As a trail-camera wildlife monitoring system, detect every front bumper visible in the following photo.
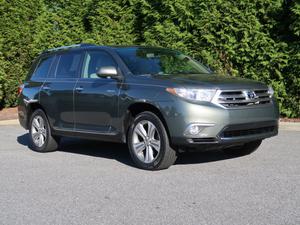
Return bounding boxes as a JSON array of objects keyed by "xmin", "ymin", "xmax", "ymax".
[
  {"xmin": 183, "ymin": 120, "xmax": 278, "ymax": 145},
  {"xmin": 160, "ymin": 98, "xmax": 279, "ymax": 148}
]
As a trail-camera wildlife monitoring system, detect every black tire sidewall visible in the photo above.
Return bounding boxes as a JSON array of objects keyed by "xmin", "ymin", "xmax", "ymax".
[
  {"xmin": 29, "ymin": 109, "xmax": 51, "ymax": 152},
  {"xmin": 128, "ymin": 112, "xmax": 169, "ymax": 170}
]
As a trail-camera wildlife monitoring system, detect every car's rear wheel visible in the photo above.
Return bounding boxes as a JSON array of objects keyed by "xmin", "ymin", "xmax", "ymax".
[
  {"xmin": 128, "ymin": 112, "xmax": 177, "ymax": 170},
  {"xmin": 29, "ymin": 109, "xmax": 59, "ymax": 152},
  {"xmin": 222, "ymin": 140, "xmax": 262, "ymax": 156}
]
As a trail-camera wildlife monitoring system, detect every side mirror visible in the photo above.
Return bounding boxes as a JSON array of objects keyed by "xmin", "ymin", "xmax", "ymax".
[{"xmin": 96, "ymin": 66, "xmax": 120, "ymax": 79}]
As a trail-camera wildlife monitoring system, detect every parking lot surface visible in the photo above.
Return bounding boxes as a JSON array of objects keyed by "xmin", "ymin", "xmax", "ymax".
[{"xmin": 0, "ymin": 125, "xmax": 299, "ymax": 225}]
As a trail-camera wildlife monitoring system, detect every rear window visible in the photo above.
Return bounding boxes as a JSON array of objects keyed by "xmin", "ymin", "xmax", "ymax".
[
  {"xmin": 31, "ymin": 56, "xmax": 54, "ymax": 80},
  {"xmin": 55, "ymin": 52, "xmax": 83, "ymax": 78}
]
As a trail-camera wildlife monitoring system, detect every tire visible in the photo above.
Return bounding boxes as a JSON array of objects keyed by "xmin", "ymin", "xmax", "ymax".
[
  {"xmin": 28, "ymin": 109, "xmax": 59, "ymax": 152},
  {"xmin": 127, "ymin": 111, "xmax": 177, "ymax": 170},
  {"xmin": 222, "ymin": 140, "xmax": 262, "ymax": 156}
]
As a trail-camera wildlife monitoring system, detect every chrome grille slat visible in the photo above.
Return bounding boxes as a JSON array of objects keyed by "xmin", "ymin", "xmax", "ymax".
[
  {"xmin": 256, "ymin": 93, "xmax": 269, "ymax": 97},
  {"xmin": 218, "ymin": 94, "xmax": 245, "ymax": 99},
  {"xmin": 258, "ymin": 97, "xmax": 270, "ymax": 100},
  {"xmin": 218, "ymin": 99, "xmax": 258, "ymax": 104},
  {"xmin": 214, "ymin": 89, "xmax": 271, "ymax": 108}
]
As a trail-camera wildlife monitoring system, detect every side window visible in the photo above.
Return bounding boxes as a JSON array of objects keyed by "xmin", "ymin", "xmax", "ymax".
[
  {"xmin": 31, "ymin": 56, "xmax": 54, "ymax": 80},
  {"xmin": 82, "ymin": 51, "xmax": 117, "ymax": 79},
  {"xmin": 47, "ymin": 55, "xmax": 59, "ymax": 78},
  {"xmin": 55, "ymin": 52, "xmax": 83, "ymax": 79}
]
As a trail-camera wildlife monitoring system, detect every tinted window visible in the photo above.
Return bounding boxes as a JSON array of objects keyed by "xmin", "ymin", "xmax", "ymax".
[
  {"xmin": 116, "ymin": 48, "xmax": 210, "ymax": 75},
  {"xmin": 56, "ymin": 52, "xmax": 83, "ymax": 78},
  {"xmin": 31, "ymin": 56, "xmax": 54, "ymax": 79},
  {"xmin": 47, "ymin": 55, "xmax": 59, "ymax": 78},
  {"xmin": 82, "ymin": 51, "xmax": 117, "ymax": 79}
]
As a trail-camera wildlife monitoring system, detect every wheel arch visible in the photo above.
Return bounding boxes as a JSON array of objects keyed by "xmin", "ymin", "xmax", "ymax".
[
  {"xmin": 123, "ymin": 102, "xmax": 171, "ymax": 143},
  {"xmin": 25, "ymin": 103, "xmax": 47, "ymax": 129}
]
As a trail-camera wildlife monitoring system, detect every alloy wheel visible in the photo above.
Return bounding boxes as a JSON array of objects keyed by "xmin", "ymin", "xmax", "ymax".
[
  {"xmin": 31, "ymin": 115, "xmax": 47, "ymax": 147},
  {"xmin": 132, "ymin": 120, "xmax": 161, "ymax": 163}
]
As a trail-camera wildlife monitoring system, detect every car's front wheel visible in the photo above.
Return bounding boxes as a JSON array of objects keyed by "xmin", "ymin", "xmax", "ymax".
[
  {"xmin": 29, "ymin": 109, "xmax": 59, "ymax": 152},
  {"xmin": 128, "ymin": 112, "xmax": 177, "ymax": 170}
]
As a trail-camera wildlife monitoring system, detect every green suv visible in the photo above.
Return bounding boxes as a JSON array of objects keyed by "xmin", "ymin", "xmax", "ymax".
[{"xmin": 18, "ymin": 44, "xmax": 279, "ymax": 170}]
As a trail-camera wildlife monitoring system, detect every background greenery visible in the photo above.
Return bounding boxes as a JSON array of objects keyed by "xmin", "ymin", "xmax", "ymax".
[{"xmin": 0, "ymin": 0, "xmax": 299, "ymax": 117}]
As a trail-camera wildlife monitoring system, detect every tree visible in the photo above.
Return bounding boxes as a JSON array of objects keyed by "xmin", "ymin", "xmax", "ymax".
[
  {"xmin": 0, "ymin": 0, "xmax": 46, "ymax": 107},
  {"xmin": 85, "ymin": 0, "xmax": 137, "ymax": 45}
]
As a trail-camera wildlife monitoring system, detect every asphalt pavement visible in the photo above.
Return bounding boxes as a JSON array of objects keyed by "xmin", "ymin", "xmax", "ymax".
[{"xmin": 0, "ymin": 124, "xmax": 299, "ymax": 225}]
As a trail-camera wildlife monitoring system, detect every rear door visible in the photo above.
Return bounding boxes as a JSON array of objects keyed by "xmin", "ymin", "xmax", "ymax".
[
  {"xmin": 74, "ymin": 50, "xmax": 120, "ymax": 133},
  {"xmin": 24, "ymin": 55, "xmax": 54, "ymax": 100},
  {"xmin": 19, "ymin": 55, "xmax": 54, "ymax": 128},
  {"xmin": 40, "ymin": 50, "xmax": 84, "ymax": 130}
]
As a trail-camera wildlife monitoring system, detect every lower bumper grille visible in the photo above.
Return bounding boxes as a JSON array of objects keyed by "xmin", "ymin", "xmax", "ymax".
[
  {"xmin": 221, "ymin": 126, "xmax": 276, "ymax": 138},
  {"xmin": 189, "ymin": 138, "xmax": 217, "ymax": 143},
  {"xmin": 219, "ymin": 121, "xmax": 278, "ymax": 138}
]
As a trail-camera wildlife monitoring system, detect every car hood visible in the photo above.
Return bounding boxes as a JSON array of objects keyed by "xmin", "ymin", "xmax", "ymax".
[{"xmin": 142, "ymin": 73, "xmax": 268, "ymax": 90}]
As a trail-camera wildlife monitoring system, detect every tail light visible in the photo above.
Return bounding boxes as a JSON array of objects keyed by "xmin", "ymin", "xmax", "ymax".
[{"xmin": 18, "ymin": 84, "xmax": 24, "ymax": 96}]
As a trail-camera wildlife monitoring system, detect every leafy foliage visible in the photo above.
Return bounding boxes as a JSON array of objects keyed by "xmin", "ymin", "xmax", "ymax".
[
  {"xmin": 85, "ymin": 0, "xmax": 136, "ymax": 45},
  {"xmin": 0, "ymin": 0, "xmax": 46, "ymax": 107},
  {"xmin": 279, "ymin": 0, "xmax": 300, "ymax": 117},
  {"xmin": 0, "ymin": 0, "xmax": 299, "ymax": 117}
]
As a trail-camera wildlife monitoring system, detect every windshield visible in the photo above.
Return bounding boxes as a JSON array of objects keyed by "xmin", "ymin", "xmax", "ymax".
[{"xmin": 116, "ymin": 47, "xmax": 211, "ymax": 75}]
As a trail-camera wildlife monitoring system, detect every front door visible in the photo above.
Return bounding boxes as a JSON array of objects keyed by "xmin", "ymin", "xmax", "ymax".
[{"xmin": 74, "ymin": 50, "xmax": 120, "ymax": 133}]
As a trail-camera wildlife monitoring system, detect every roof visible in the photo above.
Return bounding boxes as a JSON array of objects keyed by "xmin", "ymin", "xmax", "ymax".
[
  {"xmin": 41, "ymin": 44, "xmax": 174, "ymax": 55},
  {"xmin": 42, "ymin": 43, "xmax": 96, "ymax": 54}
]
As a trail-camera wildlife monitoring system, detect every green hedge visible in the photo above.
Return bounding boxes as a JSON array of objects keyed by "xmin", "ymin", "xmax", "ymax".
[{"xmin": 0, "ymin": 0, "xmax": 299, "ymax": 117}]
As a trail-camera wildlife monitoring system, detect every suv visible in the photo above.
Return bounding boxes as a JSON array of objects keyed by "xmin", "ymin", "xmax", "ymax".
[{"xmin": 18, "ymin": 44, "xmax": 279, "ymax": 170}]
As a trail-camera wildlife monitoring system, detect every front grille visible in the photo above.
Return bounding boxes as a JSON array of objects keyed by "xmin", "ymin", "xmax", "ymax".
[
  {"xmin": 221, "ymin": 126, "xmax": 276, "ymax": 138},
  {"xmin": 215, "ymin": 89, "xmax": 271, "ymax": 108}
]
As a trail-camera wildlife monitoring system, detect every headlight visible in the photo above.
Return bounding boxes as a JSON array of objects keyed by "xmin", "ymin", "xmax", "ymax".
[
  {"xmin": 268, "ymin": 86, "xmax": 274, "ymax": 97},
  {"xmin": 166, "ymin": 88, "xmax": 216, "ymax": 102}
]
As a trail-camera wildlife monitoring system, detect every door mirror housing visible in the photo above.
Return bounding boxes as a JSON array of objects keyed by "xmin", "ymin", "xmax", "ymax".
[{"xmin": 96, "ymin": 66, "xmax": 120, "ymax": 79}]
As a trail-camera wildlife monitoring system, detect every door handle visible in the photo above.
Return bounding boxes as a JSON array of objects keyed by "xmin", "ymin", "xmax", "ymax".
[
  {"xmin": 75, "ymin": 87, "xmax": 84, "ymax": 92},
  {"xmin": 42, "ymin": 86, "xmax": 51, "ymax": 91},
  {"xmin": 23, "ymin": 98, "xmax": 38, "ymax": 106}
]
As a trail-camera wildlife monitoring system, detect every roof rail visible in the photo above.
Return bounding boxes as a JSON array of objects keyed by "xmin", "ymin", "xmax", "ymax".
[{"xmin": 42, "ymin": 43, "xmax": 96, "ymax": 54}]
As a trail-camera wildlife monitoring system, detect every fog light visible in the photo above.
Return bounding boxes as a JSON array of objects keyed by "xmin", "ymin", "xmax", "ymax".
[
  {"xmin": 188, "ymin": 125, "xmax": 202, "ymax": 135},
  {"xmin": 184, "ymin": 123, "xmax": 215, "ymax": 137}
]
